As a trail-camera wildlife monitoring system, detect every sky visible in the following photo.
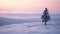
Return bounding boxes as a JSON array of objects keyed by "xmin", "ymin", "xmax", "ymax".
[{"xmin": 0, "ymin": 0, "xmax": 60, "ymax": 14}]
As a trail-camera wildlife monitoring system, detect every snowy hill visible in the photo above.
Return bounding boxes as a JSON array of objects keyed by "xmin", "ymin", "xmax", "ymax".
[{"xmin": 0, "ymin": 14, "xmax": 60, "ymax": 34}]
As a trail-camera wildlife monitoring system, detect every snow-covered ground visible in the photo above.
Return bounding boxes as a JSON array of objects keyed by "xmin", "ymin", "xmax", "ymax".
[{"xmin": 0, "ymin": 14, "xmax": 60, "ymax": 34}]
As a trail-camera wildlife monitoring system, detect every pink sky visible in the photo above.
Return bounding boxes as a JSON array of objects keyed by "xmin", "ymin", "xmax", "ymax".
[{"xmin": 0, "ymin": 0, "xmax": 60, "ymax": 14}]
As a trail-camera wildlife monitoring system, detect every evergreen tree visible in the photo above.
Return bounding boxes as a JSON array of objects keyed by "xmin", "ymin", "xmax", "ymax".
[{"xmin": 41, "ymin": 8, "xmax": 51, "ymax": 25}]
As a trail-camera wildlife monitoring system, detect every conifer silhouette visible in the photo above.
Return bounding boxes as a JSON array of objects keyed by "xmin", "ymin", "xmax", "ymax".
[{"xmin": 41, "ymin": 8, "xmax": 51, "ymax": 25}]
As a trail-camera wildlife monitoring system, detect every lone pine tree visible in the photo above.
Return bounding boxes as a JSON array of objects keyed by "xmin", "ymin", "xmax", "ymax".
[{"xmin": 41, "ymin": 8, "xmax": 51, "ymax": 25}]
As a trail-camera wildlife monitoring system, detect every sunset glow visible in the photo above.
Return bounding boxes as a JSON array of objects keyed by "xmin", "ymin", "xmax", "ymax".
[{"xmin": 0, "ymin": 0, "xmax": 60, "ymax": 14}]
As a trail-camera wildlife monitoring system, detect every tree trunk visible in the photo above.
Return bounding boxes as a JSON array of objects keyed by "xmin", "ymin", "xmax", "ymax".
[{"xmin": 45, "ymin": 22, "xmax": 47, "ymax": 25}]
